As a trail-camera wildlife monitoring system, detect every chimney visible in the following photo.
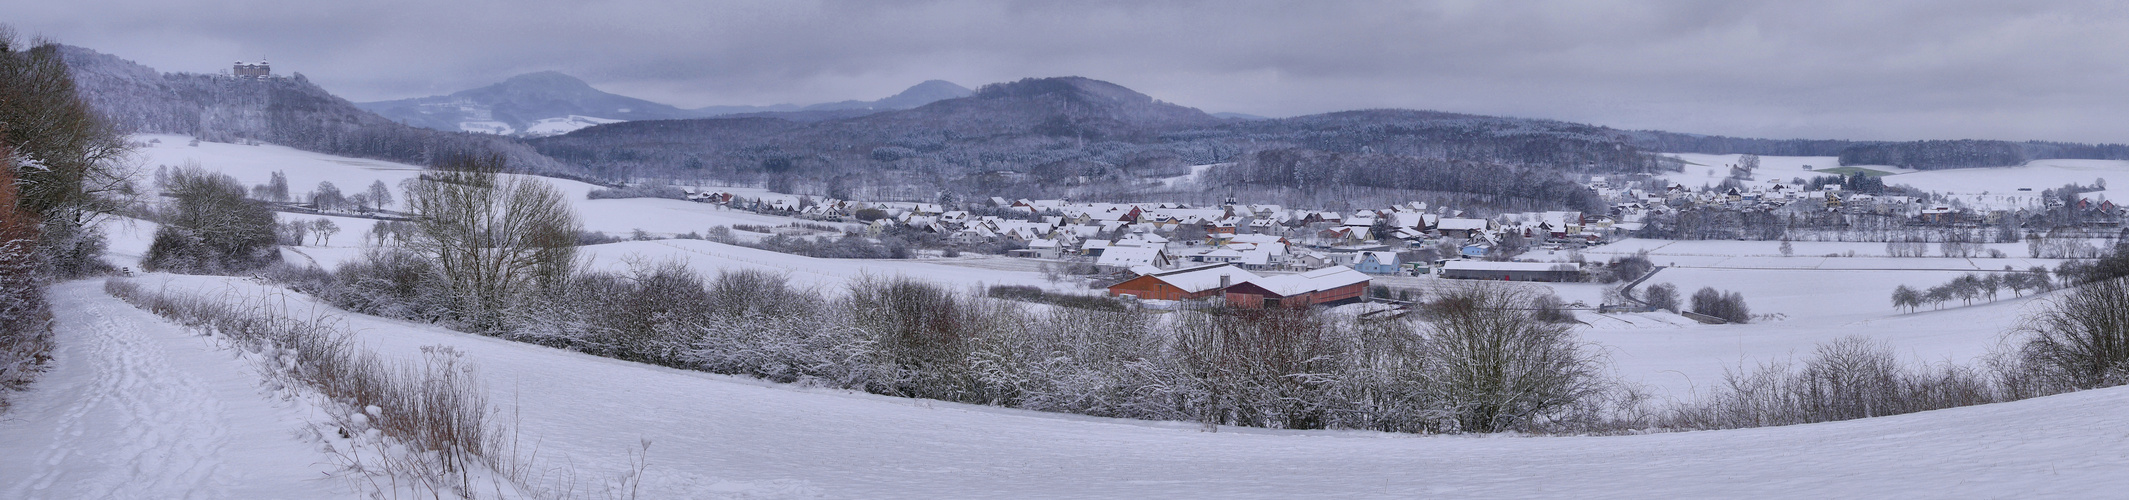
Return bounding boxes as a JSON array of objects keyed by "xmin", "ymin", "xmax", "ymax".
[{"xmin": 1219, "ymin": 274, "xmax": 1231, "ymax": 289}]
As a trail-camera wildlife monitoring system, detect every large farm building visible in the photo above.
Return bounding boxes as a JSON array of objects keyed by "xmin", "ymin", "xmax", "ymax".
[
  {"xmin": 1438, "ymin": 260, "xmax": 1583, "ymax": 282},
  {"xmin": 1104, "ymin": 263, "xmax": 1370, "ymax": 308}
]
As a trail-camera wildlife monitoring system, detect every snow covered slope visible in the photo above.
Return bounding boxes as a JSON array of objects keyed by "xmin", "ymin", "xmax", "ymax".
[
  {"xmin": 522, "ymin": 115, "xmax": 623, "ymax": 137},
  {"xmin": 110, "ymin": 274, "xmax": 2129, "ymax": 498},
  {"xmin": 577, "ymin": 239, "xmax": 1056, "ymax": 291},
  {"xmin": 1663, "ymin": 153, "xmax": 2129, "ymax": 209},
  {"xmin": 0, "ymin": 282, "xmax": 346, "ymax": 499}
]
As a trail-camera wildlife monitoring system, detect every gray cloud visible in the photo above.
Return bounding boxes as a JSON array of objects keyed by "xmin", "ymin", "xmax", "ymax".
[{"xmin": 12, "ymin": 0, "xmax": 2129, "ymax": 143}]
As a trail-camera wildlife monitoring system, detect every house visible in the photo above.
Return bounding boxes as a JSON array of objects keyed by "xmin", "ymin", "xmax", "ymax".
[
  {"xmin": 1352, "ymin": 251, "xmax": 1401, "ymax": 275},
  {"xmin": 1437, "ymin": 218, "xmax": 1491, "ymax": 238},
  {"xmin": 1096, "ymin": 246, "xmax": 1172, "ymax": 269},
  {"xmin": 1009, "ymin": 239, "xmax": 1063, "ymax": 259},
  {"xmin": 1223, "ymin": 266, "xmax": 1371, "ymax": 309},
  {"xmin": 1080, "ymin": 239, "xmax": 1112, "ymax": 256},
  {"xmin": 1106, "ymin": 263, "xmax": 1262, "ymax": 301},
  {"xmin": 1437, "ymin": 260, "xmax": 1582, "ymax": 282}
]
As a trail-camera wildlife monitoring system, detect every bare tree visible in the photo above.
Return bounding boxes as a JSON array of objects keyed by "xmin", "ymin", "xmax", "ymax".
[
  {"xmin": 405, "ymin": 154, "xmax": 580, "ymax": 331},
  {"xmin": 311, "ymin": 181, "xmax": 345, "ymax": 211},
  {"xmin": 366, "ymin": 179, "xmax": 394, "ymax": 211}
]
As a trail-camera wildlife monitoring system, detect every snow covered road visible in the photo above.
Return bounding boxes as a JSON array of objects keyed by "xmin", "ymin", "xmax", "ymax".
[{"xmin": 0, "ymin": 281, "xmax": 344, "ymax": 499}]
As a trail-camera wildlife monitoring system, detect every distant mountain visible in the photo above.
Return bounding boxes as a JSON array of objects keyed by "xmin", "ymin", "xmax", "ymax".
[
  {"xmin": 56, "ymin": 46, "xmax": 577, "ymax": 176},
  {"xmin": 684, "ymin": 80, "xmax": 974, "ymax": 117},
  {"xmin": 531, "ymin": 76, "xmax": 1656, "ymax": 210},
  {"xmin": 356, "ymin": 71, "xmax": 696, "ymax": 137},
  {"xmin": 1212, "ymin": 112, "xmax": 1270, "ymax": 121},
  {"xmin": 358, "ymin": 74, "xmax": 972, "ymax": 137},
  {"xmin": 796, "ymin": 80, "xmax": 973, "ymax": 112}
]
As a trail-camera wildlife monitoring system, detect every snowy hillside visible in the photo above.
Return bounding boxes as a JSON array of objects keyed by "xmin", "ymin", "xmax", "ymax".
[
  {"xmin": 1666, "ymin": 152, "xmax": 2129, "ymax": 210},
  {"xmin": 9, "ymin": 275, "xmax": 2126, "ymax": 498},
  {"xmin": 522, "ymin": 115, "xmax": 624, "ymax": 137},
  {"xmin": 10, "ymin": 134, "xmax": 2122, "ymax": 497}
]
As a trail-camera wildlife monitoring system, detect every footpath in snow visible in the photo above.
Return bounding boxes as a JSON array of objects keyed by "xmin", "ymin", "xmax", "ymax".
[{"xmin": 0, "ymin": 281, "xmax": 344, "ymax": 499}]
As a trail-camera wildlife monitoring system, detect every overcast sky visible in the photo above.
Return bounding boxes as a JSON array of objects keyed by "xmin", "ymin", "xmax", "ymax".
[{"xmin": 12, "ymin": 0, "xmax": 2129, "ymax": 143}]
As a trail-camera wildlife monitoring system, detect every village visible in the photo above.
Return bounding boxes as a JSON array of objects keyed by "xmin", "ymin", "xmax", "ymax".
[{"xmin": 654, "ymin": 161, "xmax": 2129, "ymax": 312}]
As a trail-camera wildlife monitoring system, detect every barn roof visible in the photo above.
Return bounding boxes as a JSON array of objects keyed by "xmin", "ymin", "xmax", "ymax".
[
  {"xmin": 1134, "ymin": 263, "xmax": 1263, "ymax": 294},
  {"xmin": 1440, "ymin": 260, "xmax": 1581, "ymax": 272},
  {"xmin": 1238, "ymin": 266, "xmax": 1370, "ymax": 297},
  {"xmin": 1438, "ymin": 218, "xmax": 1489, "ymax": 231}
]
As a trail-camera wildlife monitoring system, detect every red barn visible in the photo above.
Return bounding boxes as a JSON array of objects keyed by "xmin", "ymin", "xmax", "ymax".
[
  {"xmin": 1106, "ymin": 263, "xmax": 1262, "ymax": 302},
  {"xmin": 1223, "ymin": 266, "xmax": 1370, "ymax": 309}
]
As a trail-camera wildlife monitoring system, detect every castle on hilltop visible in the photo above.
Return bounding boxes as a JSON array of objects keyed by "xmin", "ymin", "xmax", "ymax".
[{"xmin": 233, "ymin": 60, "xmax": 271, "ymax": 79}]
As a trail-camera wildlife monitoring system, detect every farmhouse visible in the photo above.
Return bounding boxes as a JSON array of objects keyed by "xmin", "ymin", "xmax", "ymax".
[
  {"xmin": 1437, "ymin": 260, "xmax": 1583, "ymax": 282},
  {"xmin": 1107, "ymin": 263, "xmax": 1263, "ymax": 301},
  {"xmin": 1223, "ymin": 266, "xmax": 1370, "ymax": 309}
]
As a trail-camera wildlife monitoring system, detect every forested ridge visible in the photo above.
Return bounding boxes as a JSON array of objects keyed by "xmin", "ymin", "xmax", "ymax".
[
  {"xmin": 57, "ymin": 46, "xmax": 579, "ymax": 177},
  {"xmin": 531, "ymin": 77, "xmax": 1666, "ymax": 210},
  {"xmin": 1627, "ymin": 129, "xmax": 2129, "ymax": 170}
]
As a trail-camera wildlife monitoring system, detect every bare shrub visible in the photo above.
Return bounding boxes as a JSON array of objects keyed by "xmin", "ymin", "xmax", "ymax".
[
  {"xmin": 1662, "ymin": 335, "xmax": 2001, "ymax": 430},
  {"xmin": 1531, "ymin": 293, "xmax": 1576, "ymax": 323},
  {"xmin": 2011, "ymin": 276, "xmax": 2129, "ymax": 390},
  {"xmin": 142, "ymin": 165, "xmax": 280, "ymax": 274},
  {"xmin": 846, "ymin": 276, "xmax": 992, "ymax": 402},
  {"xmin": 1415, "ymin": 283, "xmax": 1603, "ymax": 433},
  {"xmin": 1175, "ymin": 307, "xmax": 1340, "ymax": 429},
  {"xmin": 0, "ymin": 153, "xmax": 50, "ymax": 411}
]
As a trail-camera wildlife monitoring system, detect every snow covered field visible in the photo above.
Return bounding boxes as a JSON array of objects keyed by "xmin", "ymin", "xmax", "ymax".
[
  {"xmin": 1576, "ymin": 238, "xmax": 2059, "ymax": 269},
  {"xmin": 18, "ymin": 136, "xmax": 2122, "ymax": 497},
  {"xmin": 129, "ymin": 134, "xmax": 852, "ymax": 241},
  {"xmin": 1663, "ymin": 153, "xmax": 2129, "ymax": 210},
  {"xmin": 47, "ymin": 274, "xmax": 2124, "ymax": 499},
  {"xmin": 575, "ymin": 239, "xmax": 1061, "ymax": 292},
  {"xmin": 1661, "ymin": 153, "xmax": 1885, "ymax": 189}
]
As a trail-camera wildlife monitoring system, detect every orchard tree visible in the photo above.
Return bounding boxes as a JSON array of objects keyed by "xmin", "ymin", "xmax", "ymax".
[
  {"xmin": 1892, "ymin": 285, "xmax": 1921, "ymax": 313},
  {"xmin": 310, "ymin": 218, "xmax": 339, "ymax": 246}
]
